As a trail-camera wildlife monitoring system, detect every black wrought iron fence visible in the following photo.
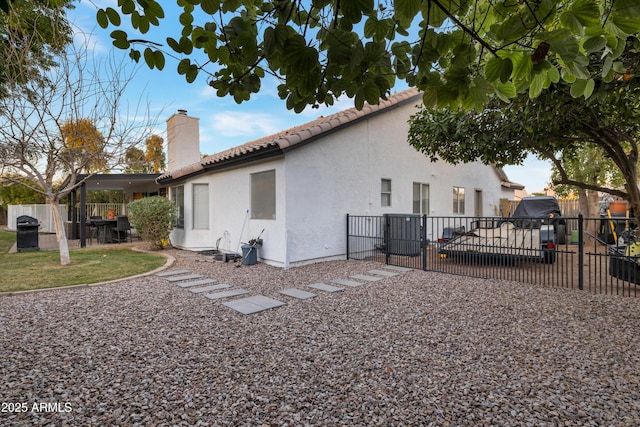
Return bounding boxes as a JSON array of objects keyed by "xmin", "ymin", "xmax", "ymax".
[{"xmin": 346, "ymin": 214, "xmax": 640, "ymax": 297}]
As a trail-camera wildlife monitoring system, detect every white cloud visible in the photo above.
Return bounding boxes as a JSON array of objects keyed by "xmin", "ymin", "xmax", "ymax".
[{"xmin": 207, "ymin": 111, "xmax": 282, "ymax": 138}]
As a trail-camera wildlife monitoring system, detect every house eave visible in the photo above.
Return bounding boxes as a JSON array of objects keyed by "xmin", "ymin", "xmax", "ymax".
[{"xmin": 156, "ymin": 145, "xmax": 283, "ymax": 185}]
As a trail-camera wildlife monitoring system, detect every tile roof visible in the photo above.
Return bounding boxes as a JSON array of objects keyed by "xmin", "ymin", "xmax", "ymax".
[
  {"xmin": 157, "ymin": 87, "xmax": 523, "ymax": 190},
  {"xmin": 157, "ymin": 88, "xmax": 422, "ymax": 182}
]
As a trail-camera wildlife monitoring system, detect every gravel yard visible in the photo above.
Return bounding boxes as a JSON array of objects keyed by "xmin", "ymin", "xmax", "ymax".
[{"xmin": 2, "ymin": 249, "xmax": 640, "ymax": 426}]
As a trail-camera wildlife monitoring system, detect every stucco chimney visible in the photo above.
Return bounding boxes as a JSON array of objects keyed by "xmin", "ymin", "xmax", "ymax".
[{"xmin": 166, "ymin": 110, "xmax": 201, "ymax": 171}]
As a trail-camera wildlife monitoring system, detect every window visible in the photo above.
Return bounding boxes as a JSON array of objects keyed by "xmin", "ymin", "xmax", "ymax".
[
  {"xmin": 474, "ymin": 189, "xmax": 483, "ymax": 217},
  {"xmin": 413, "ymin": 183, "xmax": 430, "ymax": 215},
  {"xmin": 251, "ymin": 170, "xmax": 276, "ymax": 219},
  {"xmin": 453, "ymin": 186, "xmax": 465, "ymax": 214},
  {"xmin": 173, "ymin": 185, "xmax": 184, "ymax": 228},
  {"xmin": 193, "ymin": 183, "xmax": 209, "ymax": 229},
  {"xmin": 381, "ymin": 179, "xmax": 392, "ymax": 207}
]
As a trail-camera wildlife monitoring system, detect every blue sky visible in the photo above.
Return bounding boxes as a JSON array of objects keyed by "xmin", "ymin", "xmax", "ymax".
[{"xmin": 70, "ymin": 1, "xmax": 551, "ymax": 193}]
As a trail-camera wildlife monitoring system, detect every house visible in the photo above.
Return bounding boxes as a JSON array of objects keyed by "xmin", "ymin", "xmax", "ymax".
[{"xmin": 157, "ymin": 88, "xmax": 523, "ymax": 268}]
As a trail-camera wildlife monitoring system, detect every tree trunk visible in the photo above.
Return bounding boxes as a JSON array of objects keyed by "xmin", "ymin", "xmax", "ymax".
[
  {"xmin": 577, "ymin": 188, "xmax": 598, "ymax": 237},
  {"xmin": 49, "ymin": 198, "xmax": 71, "ymax": 266}
]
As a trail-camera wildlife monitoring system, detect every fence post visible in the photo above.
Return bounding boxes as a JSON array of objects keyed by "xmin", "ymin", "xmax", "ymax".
[
  {"xmin": 346, "ymin": 214, "xmax": 350, "ymax": 260},
  {"xmin": 422, "ymin": 214, "xmax": 427, "ymax": 271},
  {"xmin": 385, "ymin": 214, "xmax": 390, "ymax": 266},
  {"xmin": 578, "ymin": 214, "xmax": 584, "ymax": 291}
]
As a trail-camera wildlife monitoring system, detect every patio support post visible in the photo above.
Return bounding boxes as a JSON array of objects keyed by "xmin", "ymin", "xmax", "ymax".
[
  {"xmin": 578, "ymin": 214, "xmax": 584, "ymax": 291},
  {"xmin": 70, "ymin": 188, "xmax": 78, "ymax": 239},
  {"xmin": 79, "ymin": 183, "xmax": 87, "ymax": 248}
]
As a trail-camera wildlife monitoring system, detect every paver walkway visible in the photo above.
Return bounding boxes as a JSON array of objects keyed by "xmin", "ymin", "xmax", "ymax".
[{"xmin": 155, "ymin": 264, "xmax": 413, "ymax": 315}]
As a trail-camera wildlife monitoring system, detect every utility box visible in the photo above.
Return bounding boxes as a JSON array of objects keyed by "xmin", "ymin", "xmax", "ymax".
[
  {"xmin": 384, "ymin": 214, "xmax": 421, "ymax": 256},
  {"xmin": 16, "ymin": 215, "xmax": 40, "ymax": 252}
]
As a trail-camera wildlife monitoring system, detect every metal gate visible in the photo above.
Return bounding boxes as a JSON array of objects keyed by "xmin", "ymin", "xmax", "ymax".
[{"xmin": 347, "ymin": 214, "xmax": 640, "ymax": 297}]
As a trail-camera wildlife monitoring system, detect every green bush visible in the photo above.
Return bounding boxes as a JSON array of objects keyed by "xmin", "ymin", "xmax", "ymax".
[{"xmin": 127, "ymin": 196, "xmax": 176, "ymax": 250}]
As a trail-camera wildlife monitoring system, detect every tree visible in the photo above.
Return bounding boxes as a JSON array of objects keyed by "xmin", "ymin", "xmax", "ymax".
[
  {"xmin": 96, "ymin": 1, "xmax": 640, "ymax": 111},
  {"xmin": 123, "ymin": 135, "xmax": 165, "ymax": 173},
  {"xmin": 0, "ymin": 33, "xmax": 157, "ymax": 265},
  {"xmin": 550, "ymin": 143, "xmax": 626, "ymax": 219},
  {"xmin": 124, "ymin": 146, "xmax": 147, "ymax": 173},
  {"xmin": 61, "ymin": 118, "xmax": 108, "ymax": 173},
  {"xmin": 0, "ymin": 0, "xmax": 73, "ymax": 96},
  {"xmin": 145, "ymin": 134, "xmax": 165, "ymax": 173},
  {"xmin": 407, "ymin": 44, "xmax": 640, "ymax": 226}
]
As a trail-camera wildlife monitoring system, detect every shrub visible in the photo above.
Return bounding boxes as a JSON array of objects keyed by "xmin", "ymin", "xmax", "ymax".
[{"xmin": 127, "ymin": 196, "xmax": 176, "ymax": 250}]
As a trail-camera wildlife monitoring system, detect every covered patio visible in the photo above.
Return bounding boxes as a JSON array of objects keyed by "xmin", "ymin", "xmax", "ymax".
[{"xmin": 63, "ymin": 174, "xmax": 164, "ymax": 247}]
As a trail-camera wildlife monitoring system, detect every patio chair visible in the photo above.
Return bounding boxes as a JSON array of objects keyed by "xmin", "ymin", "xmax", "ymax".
[
  {"xmin": 87, "ymin": 215, "xmax": 102, "ymax": 245},
  {"xmin": 112, "ymin": 215, "xmax": 132, "ymax": 243}
]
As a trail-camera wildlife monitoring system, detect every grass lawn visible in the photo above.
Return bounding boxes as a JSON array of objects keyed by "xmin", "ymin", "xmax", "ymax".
[{"xmin": 0, "ymin": 230, "xmax": 167, "ymax": 293}]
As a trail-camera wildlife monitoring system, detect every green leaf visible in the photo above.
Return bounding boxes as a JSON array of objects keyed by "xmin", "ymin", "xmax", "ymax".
[
  {"xmin": 570, "ymin": 0, "xmax": 601, "ymax": 27},
  {"xmin": 143, "ymin": 48, "xmax": 155, "ymax": 69},
  {"xmin": 582, "ymin": 35, "xmax": 606, "ymax": 53},
  {"xmin": 341, "ymin": 0, "xmax": 373, "ymax": 22},
  {"xmin": 485, "ymin": 57, "xmax": 513, "ymax": 83},
  {"xmin": 364, "ymin": 16, "xmax": 392, "ymax": 42},
  {"xmin": 106, "ymin": 7, "xmax": 121, "ymax": 26},
  {"xmin": 559, "ymin": 11, "xmax": 583, "ymax": 35},
  {"xmin": 154, "ymin": 50, "xmax": 165, "ymax": 70},
  {"xmin": 96, "ymin": 9, "xmax": 108, "ymax": 29},
  {"xmin": 185, "ymin": 66, "xmax": 198, "ymax": 83},
  {"xmin": 201, "ymin": 0, "xmax": 219, "ymax": 14},
  {"xmin": 542, "ymin": 29, "xmax": 580, "ymax": 60},
  {"xmin": 120, "ymin": 0, "xmax": 135, "ymax": 15},
  {"xmin": 495, "ymin": 82, "xmax": 516, "ymax": 101},
  {"xmin": 129, "ymin": 49, "xmax": 141, "ymax": 63},
  {"xmin": 167, "ymin": 37, "xmax": 181, "ymax": 53},
  {"xmin": 613, "ymin": 0, "xmax": 640, "ymax": 17},
  {"xmin": 395, "ymin": 0, "xmax": 421, "ymax": 21},
  {"xmin": 495, "ymin": 16, "xmax": 527, "ymax": 43},
  {"xmin": 611, "ymin": 16, "xmax": 640, "ymax": 34},
  {"xmin": 529, "ymin": 72, "xmax": 545, "ymax": 98},
  {"xmin": 177, "ymin": 59, "xmax": 191, "ymax": 75},
  {"xmin": 570, "ymin": 79, "xmax": 587, "ymax": 98},
  {"xmin": 583, "ymin": 78, "xmax": 595, "ymax": 99},
  {"xmin": 110, "ymin": 30, "xmax": 130, "ymax": 49}
]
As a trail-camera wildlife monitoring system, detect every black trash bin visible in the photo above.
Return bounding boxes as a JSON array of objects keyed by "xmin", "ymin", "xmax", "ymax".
[
  {"xmin": 16, "ymin": 215, "xmax": 40, "ymax": 252},
  {"xmin": 241, "ymin": 244, "xmax": 258, "ymax": 265}
]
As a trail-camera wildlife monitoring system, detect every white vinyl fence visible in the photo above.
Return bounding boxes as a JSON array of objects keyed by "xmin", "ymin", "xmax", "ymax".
[{"xmin": 7, "ymin": 204, "xmax": 68, "ymax": 233}]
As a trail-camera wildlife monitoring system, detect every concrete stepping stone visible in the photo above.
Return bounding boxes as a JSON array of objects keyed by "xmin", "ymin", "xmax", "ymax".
[
  {"xmin": 368, "ymin": 269, "xmax": 400, "ymax": 277},
  {"xmin": 383, "ymin": 265, "xmax": 413, "ymax": 272},
  {"xmin": 176, "ymin": 278, "xmax": 216, "ymax": 288},
  {"xmin": 166, "ymin": 274, "xmax": 202, "ymax": 282},
  {"xmin": 190, "ymin": 284, "xmax": 231, "ymax": 293},
  {"xmin": 156, "ymin": 269, "xmax": 191, "ymax": 277},
  {"xmin": 279, "ymin": 288, "xmax": 316, "ymax": 300},
  {"xmin": 204, "ymin": 288, "xmax": 249, "ymax": 300},
  {"xmin": 349, "ymin": 274, "xmax": 383, "ymax": 282},
  {"xmin": 223, "ymin": 295, "xmax": 286, "ymax": 315},
  {"xmin": 331, "ymin": 278, "xmax": 364, "ymax": 287},
  {"xmin": 308, "ymin": 283, "xmax": 343, "ymax": 293}
]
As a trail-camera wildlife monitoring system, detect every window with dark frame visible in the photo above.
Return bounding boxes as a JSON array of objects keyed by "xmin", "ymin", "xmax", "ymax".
[
  {"xmin": 173, "ymin": 185, "xmax": 184, "ymax": 228},
  {"xmin": 381, "ymin": 178, "xmax": 392, "ymax": 207},
  {"xmin": 251, "ymin": 170, "xmax": 276, "ymax": 220},
  {"xmin": 453, "ymin": 186, "xmax": 465, "ymax": 214},
  {"xmin": 193, "ymin": 183, "xmax": 209, "ymax": 229},
  {"xmin": 413, "ymin": 183, "xmax": 430, "ymax": 215}
]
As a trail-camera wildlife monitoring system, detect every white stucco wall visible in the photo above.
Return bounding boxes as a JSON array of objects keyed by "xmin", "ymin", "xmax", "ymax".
[
  {"xmin": 168, "ymin": 158, "xmax": 289, "ymax": 267},
  {"xmin": 168, "ymin": 100, "xmax": 516, "ymax": 268},
  {"xmin": 282, "ymin": 101, "xmax": 512, "ymax": 266}
]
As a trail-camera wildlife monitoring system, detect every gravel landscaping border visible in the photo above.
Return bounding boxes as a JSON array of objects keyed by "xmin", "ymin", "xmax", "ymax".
[{"xmin": 2, "ymin": 249, "xmax": 640, "ymax": 426}]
